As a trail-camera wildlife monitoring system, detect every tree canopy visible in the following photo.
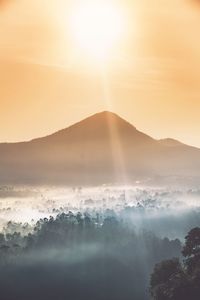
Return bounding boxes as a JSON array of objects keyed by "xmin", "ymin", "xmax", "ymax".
[{"xmin": 150, "ymin": 227, "xmax": 200, "ymax": 300}]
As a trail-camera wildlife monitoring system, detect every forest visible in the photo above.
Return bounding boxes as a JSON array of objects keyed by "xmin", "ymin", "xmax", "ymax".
[
  {"xmin": 0, "ymin": 187, "xmax": 199, "ymax": 299},
  {"xmin": 0, "ymin": 211, "xmax": 182, "ymax": 300}
]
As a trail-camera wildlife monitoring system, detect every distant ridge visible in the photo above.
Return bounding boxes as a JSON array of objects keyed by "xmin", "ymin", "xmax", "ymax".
[
  {"xmin": 159, "ymin": 138, "xmax": 185, "ymax": 147},
  {"xmin": 0, "ymin": 111, "xmax": 200, "ymax": 185}
]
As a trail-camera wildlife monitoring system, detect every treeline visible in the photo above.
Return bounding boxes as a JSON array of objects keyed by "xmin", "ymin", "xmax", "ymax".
[
  {"xmin": 150, "ymin": 227, "xmax": 200, "ymax": 300},
  {"xmin": 0, "ymin": 212, "xmax": 181, "ymax": 300}
]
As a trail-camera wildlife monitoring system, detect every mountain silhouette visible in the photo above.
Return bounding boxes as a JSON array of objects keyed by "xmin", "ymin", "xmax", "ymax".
[{"xmin": 0, "ymin": 111, "xmax": 200, "ymax": 185}]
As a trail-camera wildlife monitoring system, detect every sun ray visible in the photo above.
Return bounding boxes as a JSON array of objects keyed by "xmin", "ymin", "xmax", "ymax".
[{"xmin": 100, "ymin": 66, "xmax": 129, "ymax": 185}]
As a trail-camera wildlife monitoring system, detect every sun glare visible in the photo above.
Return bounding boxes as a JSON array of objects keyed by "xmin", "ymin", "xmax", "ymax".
[{"xmin": 70, "ymin": 1, "xmax": 125, "ymax": 61}]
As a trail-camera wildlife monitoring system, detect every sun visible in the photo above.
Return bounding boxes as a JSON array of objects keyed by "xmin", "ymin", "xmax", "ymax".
[{"xmin": 70, "ymin": 1, "xmax": 125, "ymax": 61}]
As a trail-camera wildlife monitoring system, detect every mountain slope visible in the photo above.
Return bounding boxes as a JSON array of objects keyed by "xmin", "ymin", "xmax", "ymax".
[{"xmin": 0, "ymin": 111, "xmax": 200, "ymax": 185}]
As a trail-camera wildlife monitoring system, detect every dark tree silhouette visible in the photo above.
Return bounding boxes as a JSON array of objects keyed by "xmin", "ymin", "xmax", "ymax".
[
  {"xmin": 150, "ymin": 227, "xmax": 200, "ymax": 300},
  {"xmin": 182, "ymin": 227, "xmax": 200, "ymax": 274}
]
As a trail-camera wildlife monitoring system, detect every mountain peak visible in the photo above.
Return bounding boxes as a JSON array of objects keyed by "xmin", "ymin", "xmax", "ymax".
[
  {"xmin": 0, "ymin": 111, "xmax": 200, "ymax": 185},
  {"xmin": 35, "ymin": 110, "xmax": 154, "ymax": 146},
  {"xmin": 81, "ymin": 111, "xmax": 137, "ymax": 130},
  {"xmin": 87, "ymin": 110, "xmax": 129, "ymax": 120},
  {"xmin": 95, "ymin": 110, "xmax": 117, "ymax": 116}
]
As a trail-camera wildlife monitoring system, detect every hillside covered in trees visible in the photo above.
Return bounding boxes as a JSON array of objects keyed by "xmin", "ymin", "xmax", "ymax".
[{"xmin": 0, "ymin": 212, "xmax": 182, "ymax": 300}]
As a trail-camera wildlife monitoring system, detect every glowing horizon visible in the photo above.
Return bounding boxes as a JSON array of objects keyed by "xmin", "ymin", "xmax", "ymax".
[{"xmin": 0, "ymin": 0, "xmax": 200, "ymax": 148}]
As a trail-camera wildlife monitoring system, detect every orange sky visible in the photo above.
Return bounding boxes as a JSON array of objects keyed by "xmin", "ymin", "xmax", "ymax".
[{"xmin": 0, "ymin": 0, "xmax": 200, "ymax": 147}]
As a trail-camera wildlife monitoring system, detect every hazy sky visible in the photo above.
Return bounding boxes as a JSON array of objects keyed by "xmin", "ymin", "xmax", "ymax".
[{"xmin": 0, "ymin": 0, "xmax": 200, "ymax": 146}]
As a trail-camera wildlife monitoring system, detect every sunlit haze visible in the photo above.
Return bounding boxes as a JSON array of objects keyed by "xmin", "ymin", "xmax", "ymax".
[
  {"xmin": 1, "ymin": 2, "xmax": 200, "ymax": 298},
  {"xmin": 0, "ymin": 0, "xmax": 200, "ymax": 147},
  {"xmin": 69, "ymin": 1, "xmax": 125, "ymax": 61}
]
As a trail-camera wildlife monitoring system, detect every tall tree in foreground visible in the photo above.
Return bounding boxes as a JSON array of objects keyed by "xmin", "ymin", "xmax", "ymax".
[{"xmin": 150, "ymin": 227, "xmax": 200, "ymax": 300}]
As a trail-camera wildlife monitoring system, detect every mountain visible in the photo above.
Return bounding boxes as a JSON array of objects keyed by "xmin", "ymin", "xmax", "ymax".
[
  {"xmin": 158, "ymin": 138, "xmax": 185, "ymax": 147},
  {"xmin": 0, "ymin": 111, "xmax": 200, "ymax": 185}
]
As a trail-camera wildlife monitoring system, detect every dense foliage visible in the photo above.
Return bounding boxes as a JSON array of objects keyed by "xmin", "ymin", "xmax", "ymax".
[
  {"xmin": 0, "ymin": 212, "xmax": 181, "ymax": 300},
  {"xmin": 150, "ymin": 227, "xmax": 200, "ymax": 300}
]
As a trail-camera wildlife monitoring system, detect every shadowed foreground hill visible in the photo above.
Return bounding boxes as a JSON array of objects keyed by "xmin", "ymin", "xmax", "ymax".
[{"xmin": 0, "ymin": 111, "xmax": 200, "ymax": 185}]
